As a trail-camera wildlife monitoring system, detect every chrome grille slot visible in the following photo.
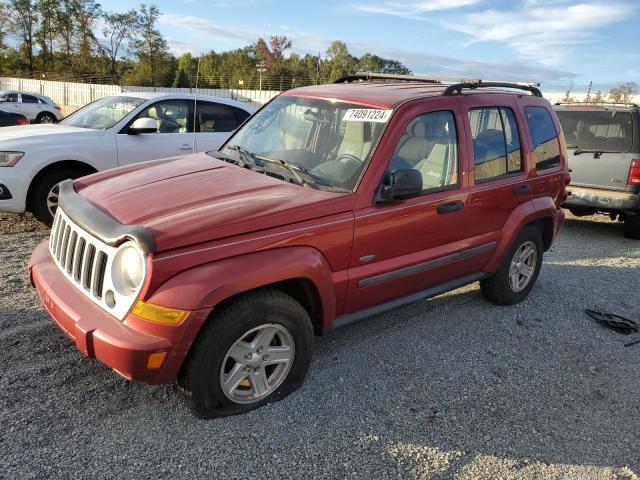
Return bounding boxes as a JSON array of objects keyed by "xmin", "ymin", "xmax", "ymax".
[
  {"xmin": 65, "ymin": 231, "xmax": 78, "ymax": 274},
  {"xmin": 93, "ymin": 251, "xmax": 108, "ymax": 299},
  {"xmin": 82, "ymin": 244, "xmax": 96, "ymax": 290},
  {"xmin": 48, "ymin": 207, "xmax": 147, "ymax": 321},
  {"xmin": 73, "ymin": 238, "xmax": 86, "ymax": 282}
]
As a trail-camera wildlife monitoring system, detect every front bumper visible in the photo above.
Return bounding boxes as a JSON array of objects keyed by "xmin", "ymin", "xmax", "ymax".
[
  {"xmin": 564, "ymin": 186, "xmax": 640, "ymax": 211},
  {"xmin": 0, "ymin": 165, "xmax": 29, "ymax": 213},
  {"xmin": 29, "ymin": 241, "xmax": 176, "ymax": 383}
]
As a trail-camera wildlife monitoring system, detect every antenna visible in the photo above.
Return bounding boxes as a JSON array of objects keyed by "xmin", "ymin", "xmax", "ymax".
[{"xmin": 192, "ymin": 54, "xmax": 202, "ymax": 154}]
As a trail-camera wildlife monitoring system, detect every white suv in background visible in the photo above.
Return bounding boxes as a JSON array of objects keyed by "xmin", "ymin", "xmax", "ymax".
[
  {"xmin": 0, "ymin": 92, "xmax": 256, "ymax": 224},
  {"xmin": 0, "ymin": 91, "xmax": 64, "ymax": 124}
]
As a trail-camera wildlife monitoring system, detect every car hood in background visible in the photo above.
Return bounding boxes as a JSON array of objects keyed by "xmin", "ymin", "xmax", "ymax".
[
  {"xmin": 0, "ymin": 124, "xmax": 99, "ymax": 142},
  {"xmin": 74, "ymin": 153, "xmax": 354, "ymax": 252}
]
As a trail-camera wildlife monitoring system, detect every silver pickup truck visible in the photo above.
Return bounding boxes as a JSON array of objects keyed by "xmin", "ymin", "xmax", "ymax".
[{"xmin": 554, "ymin": 102, "xmax": 640, "ymax": 239}]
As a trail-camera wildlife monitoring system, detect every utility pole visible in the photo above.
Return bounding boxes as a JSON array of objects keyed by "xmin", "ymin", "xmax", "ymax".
[
  {"xmin": 257, "ymin": 62, "xmax": 267, "ymax": 90},
  {"xmin": 586, "ymin": 81, "xmax": 593, "ymax": 102}
]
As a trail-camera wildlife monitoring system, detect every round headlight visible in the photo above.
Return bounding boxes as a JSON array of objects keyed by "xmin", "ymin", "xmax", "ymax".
[{"xmin": 112, "ymin": 244, "xmax": 144, "ymax": 295}]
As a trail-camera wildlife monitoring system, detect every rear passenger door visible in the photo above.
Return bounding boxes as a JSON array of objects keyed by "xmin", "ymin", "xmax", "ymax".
[
  {"xmin": 463, "ymin": 98, "xmax": 532, "ymax": 258},
  {"xmin": 0, "ymin": 93, "xmax": 21, "ymax": 115},
  {"xmin": 194, "ymin": 101, "xmax": 250, "ymax": 152},
  {"xmin": 345, "ymin": 100, "xmax": 474, "ymax": 314}
]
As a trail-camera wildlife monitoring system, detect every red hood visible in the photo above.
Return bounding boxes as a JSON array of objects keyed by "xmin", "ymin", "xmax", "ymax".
[{"xmin": 74, "ymin": 153, "xmax": 354, "ymax": 252}]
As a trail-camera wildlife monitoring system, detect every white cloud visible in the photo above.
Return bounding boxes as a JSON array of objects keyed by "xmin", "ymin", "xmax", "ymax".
[
  {"xmin": 157, "ymin": 14, "xmax": 576, "ymax": 89},
  {"xmin": 159, "ymin": 14, "xmax": 257, "ymax": 46},
  {"xmin": 352, "ymin": 0, "xmax": 482, "ymax": 18},
  {"xmin": 445, "ymin": 2, "xmax": 635, "ymax": 65}
]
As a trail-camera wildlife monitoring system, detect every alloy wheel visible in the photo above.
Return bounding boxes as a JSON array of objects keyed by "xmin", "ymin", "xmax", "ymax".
[
  {"xmin": 220, "ymin": 323, "xmax": 295, "ymax": 404},
  {"xmin": 46, "ymin": 183, "xmax": 60, "ymax": 218},
  {"xmin": 508, "ymin": 240, "xmax": 538, "ymax": 292}
]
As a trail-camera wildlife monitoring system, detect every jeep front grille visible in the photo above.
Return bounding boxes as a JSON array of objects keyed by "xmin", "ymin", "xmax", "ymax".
[
  {"xmin": 50, "ymin": 212, "xmax": 109, "ymax": 300},
  {"xmin": 48, "ymin": 208, "xmax": 145, "ymax": 320}
]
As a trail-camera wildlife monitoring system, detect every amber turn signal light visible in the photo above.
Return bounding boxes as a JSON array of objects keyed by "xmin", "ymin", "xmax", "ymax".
[
  {"xmin": 132, "ymin": 300, "xmax": 189, "ymax": 325},
  {"xmin": 147, "ymin": 351, "xmax": 168, "ymax": 369}
]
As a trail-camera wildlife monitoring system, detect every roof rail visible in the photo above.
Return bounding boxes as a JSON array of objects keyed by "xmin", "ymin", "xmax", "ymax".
[
  {"xmin": 334, "ymin": 72, "xmax": 542, "ymax": 97},
  {"xmin": 443, "ymin": 81, "xmax": 542, "ymax": 97},
  {"xmin": 553, "ymin": 101, "xmax": 638, "ymax": 108},
  {"xmin": 334, "ymin": 72, "xmax": 445, "ymax": 84}
]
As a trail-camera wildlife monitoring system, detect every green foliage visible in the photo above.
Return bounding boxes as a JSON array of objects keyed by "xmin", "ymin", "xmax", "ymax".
[
  {"xmin": 0, "ymin": 1, "xmax": 413, "ymax": 88},
  {"xmin": 609, "ymin": 82, "xmax": 638, "ymax": 103}
]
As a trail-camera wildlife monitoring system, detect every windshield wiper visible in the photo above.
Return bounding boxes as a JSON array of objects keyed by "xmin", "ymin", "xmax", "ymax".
[
  {"xmin": 225, "ymin": 144, "xmax": 258, "ymax": 168},
  {"xmin": 253, "ymin": 155, "xmax": 317, "ymax": 188}
]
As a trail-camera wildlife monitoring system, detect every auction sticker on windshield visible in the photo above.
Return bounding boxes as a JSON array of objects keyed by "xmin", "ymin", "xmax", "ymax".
[{"xmin": 343, "ymin": 109, "xmax": 392, "ymax": 123}]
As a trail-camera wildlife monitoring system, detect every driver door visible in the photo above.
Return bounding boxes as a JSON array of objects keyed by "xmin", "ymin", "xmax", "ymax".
[
  {"xmin": 115, "ymin": 99, "xmax": 194, "ymax": 166},
  {"xmin": 345, "ymin": 101, "xmax": 478, "ymax": 314}
]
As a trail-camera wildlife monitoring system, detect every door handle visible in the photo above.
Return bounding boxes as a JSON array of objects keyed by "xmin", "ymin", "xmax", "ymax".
[
  {"xmin": 513, "ymin": 184, "xmax": 532, "ymax": 195},
  {"xmin": 179, "ymin": 144, "xmax": 193, "ymax": 151},
  {"xmin": 437, "ymin": 200, "xmax": 464, "ymax": 214}
]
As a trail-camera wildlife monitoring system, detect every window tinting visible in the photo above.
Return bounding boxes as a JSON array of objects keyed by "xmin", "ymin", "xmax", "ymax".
[
  {"xmin": 22, "ymin": 94, "xmax": 39, "ymax": 103},
  {"xmin": 524, "ymin": 106, "xmax": 561, "ymax": 170},
  {"xmin": 196, "ymin": 102, "xmax": 243, "ymax": 132},
  {"xmin": 556, "ymin": 110, "xmax": 633, "ymax": 152},
  {"xmin": 469, "ymin": 107, "xmax": 523, "ymax": 181},
  {"xmin": 388, "ymin": 111, "xmax": 458, "ymax": 192},
  {"xmin": 3, "ymin": 93, "xmax": 18, "ymax": 102}
]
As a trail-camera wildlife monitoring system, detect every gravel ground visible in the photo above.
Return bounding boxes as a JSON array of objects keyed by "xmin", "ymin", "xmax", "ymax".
[{"xmin": 1, "ymin": 211, "xmax": 639, "ymax": 480}]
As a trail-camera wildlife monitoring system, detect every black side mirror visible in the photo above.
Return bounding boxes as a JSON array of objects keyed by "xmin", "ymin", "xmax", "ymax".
[{"xmin": 376, "ymin": 169, "xmax": 423, "ymax": 203}]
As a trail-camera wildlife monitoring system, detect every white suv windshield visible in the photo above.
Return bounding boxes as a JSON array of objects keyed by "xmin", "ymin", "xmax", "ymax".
[
  {"xmin": 219, "ymin": 96, "xmax": 389, "ymax": 191},
  {"xmin": 61, "ymin": 96, "xmax": 146, "ymax": 129}
]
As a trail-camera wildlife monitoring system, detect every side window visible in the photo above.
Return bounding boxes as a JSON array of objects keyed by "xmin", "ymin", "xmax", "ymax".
[
  {"xmin": 524, "ymin": 106, "xmax": 561, "ymax": 170},
  {"xmin": 22, "ymin": 94, "xmax": 39, "ymax": 104},
  {"xmin": 232, "ymin": 106, "xmax": 250, "ymax": 123},
  {"xmin": 195, "ymin": 102, "xmax": 242, "ymax": 132},
  {"xmin": 135, "ymin": 100, "xmax": 191, "ymax": 134},
  {"xmin": 469, "ymin": 107, "xmax": 523, "ymax": 182},
  {"xmin": 3, "ymin": 93, "xmax": 19, "ymax": 103},
  {"xmin": 388, "ymin": 110, "xmax": 458, "ymax": 192}
]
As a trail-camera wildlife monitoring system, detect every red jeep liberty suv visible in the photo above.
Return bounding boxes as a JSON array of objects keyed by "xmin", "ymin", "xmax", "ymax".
[{"xmin": 29, "ymin": 74, "xmax": 569, "ymax": 417}]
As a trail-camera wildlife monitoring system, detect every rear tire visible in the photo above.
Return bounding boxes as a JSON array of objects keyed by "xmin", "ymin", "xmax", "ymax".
[
  {"xmin": 178, "ymin": 289, "xmax": 314, "ymax": 418},
  {"xmin": 623, "ymin": 215, "xmax": 640, "ymax": 239},
  {"xmin": 480, "ymin": 225, "xmax": 544, "ymax": 305},
  {"xmin": 36, "ymin": 112, "xmax": 56, "ymax": 124},
  {"xmin": 29, "ymin": 168, "xmax": 83, "ymax": 226}
]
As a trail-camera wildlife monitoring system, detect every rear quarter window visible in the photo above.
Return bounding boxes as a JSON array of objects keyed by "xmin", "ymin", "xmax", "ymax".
[{"xmin": 524, "ymin": 106, "xmax": 561, "ymax": 171}]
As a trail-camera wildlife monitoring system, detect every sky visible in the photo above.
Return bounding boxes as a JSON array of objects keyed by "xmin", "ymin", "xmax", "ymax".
[{"xmin": 102, "ymin": 0, "xmax": 640, "ymax": 93}]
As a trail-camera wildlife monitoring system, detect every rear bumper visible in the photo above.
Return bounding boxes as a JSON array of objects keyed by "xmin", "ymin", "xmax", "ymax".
[
  {"xmin": 564, "ymin": 186, "xmax": 640, "ymax": 211},
  {"xmin": 29, "ymin": 241, "xmax": 177, "ymax": 383}
]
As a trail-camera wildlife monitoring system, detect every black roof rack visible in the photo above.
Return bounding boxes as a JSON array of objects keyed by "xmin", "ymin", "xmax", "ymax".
[
  {"xmin": 554, "ymin": 101, "xmax": 638, "ymax": 108},
  {"xmin": 443, "ymin": 81, "xmax": 542, "ymax": 97},
  {"xmin": 334, "ymin": 72, "xmax": 542, "ymax": 97}
]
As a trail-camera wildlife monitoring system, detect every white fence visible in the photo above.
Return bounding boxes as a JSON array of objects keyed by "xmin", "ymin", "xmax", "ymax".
[{"xmin": 0, "ymin": 77, "xmax": 281, "ymax": 111}]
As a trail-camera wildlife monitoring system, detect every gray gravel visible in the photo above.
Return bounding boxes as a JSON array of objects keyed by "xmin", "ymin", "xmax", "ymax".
[{"xmin": 1, "ymin": 211, "xmax": 639, "ymax": 480}]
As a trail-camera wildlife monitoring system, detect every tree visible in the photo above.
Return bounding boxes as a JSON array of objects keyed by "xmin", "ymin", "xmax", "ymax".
[
  {"xmin": 356, "ymin": 53, "xmax": 411, "ymax": 75},
  {"xmin": 561, "ymin": 90, "xmax": 576, "ymax": 103},
  {"xmin": 172, "ymin": 53, "xmax": 197, "ymax": 88},
  {"xmin": 609, "ymin": 82, "xmax": 638, "ymax": 103},
  {"xmin": 325, "ymin": 40, "xmax": 357, "ymax": 81},
  {"xmin": 7, "ymin": 0, "xmax": 39, "ymax": 72},
  {"xmin": 35, "ymin": 0, "xmax": 61, "ymax": 72},
  {"xmin": 255, "ymin": 35, "xmax": 292, "ymax": 73},
  {"xmin": 129, "ymin": 4, "xmax": 171, "ymax": 86},
  {"xmin": 592, "ymin": 90, "xmax": 604, "ymax": 103},
  {"xmin": 101, "ymin": 9, "xmax": 138, "ymax": 76},
  {"xmin": 72, "ymin": 0, "xmax": 102, "ymax": 76}
]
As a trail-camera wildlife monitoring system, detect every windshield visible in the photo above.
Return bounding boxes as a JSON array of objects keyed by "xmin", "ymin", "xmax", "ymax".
[
  {"xmin": 61, "ymin": 96, "xmax": 146, "ymax": 129},
  {"xmin": 556, "ymin": 110, "xmax": 634, "ymax": 152},
  {"xmin": 217, "ymin": 96, "xmax": 390, "ymax": 191}
]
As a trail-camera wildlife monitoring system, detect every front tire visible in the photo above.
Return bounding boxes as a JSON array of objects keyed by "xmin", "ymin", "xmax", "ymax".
[
  {"xmin": 178, "ymin": 289, "xmax": 314, "ymax": 418},
  {"xmin": 623, "ymin": 215, "xmax": 640, "ymax": 239},
  {"xmin": 36, "ymin": 112, "xmax": 56, "ymax": 124},
  {"xmin": 29, "ymin": 168, "xmax": 82, "ymax": 226},
  {"xmin": 480, "ymin": 225, "xmax": 544, "ymax": 305}
]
